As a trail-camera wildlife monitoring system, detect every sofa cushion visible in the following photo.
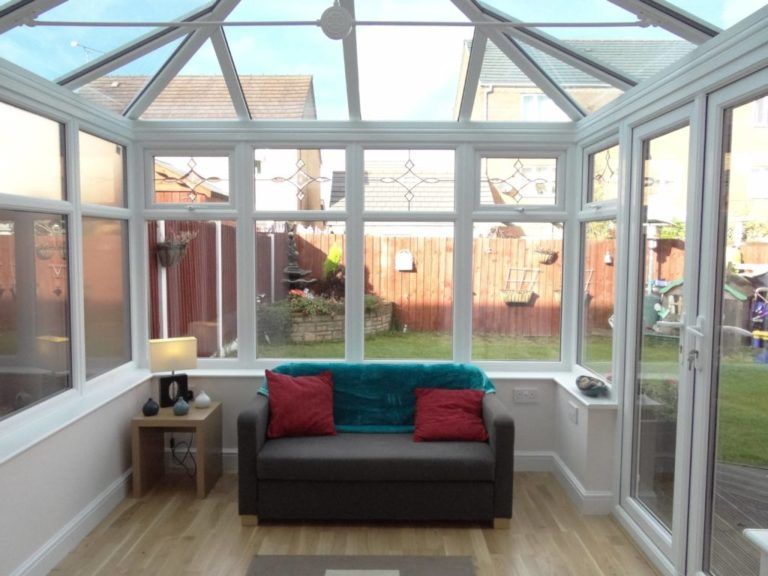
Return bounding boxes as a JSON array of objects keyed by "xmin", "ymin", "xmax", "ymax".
[
  {"xmin": 413, "ymin": 388, "xmax": 488, "ymax": 442},
  {"xmin": 265, "ymin": 370, "xmax": 336, "ymax": 438},
  {"xmin": 259, "ymin": 363, "xmax": 496, "ymax": 433},
  {"xmin": 257, "ymin": 433, "xmax": 494, "ymax": 482}
]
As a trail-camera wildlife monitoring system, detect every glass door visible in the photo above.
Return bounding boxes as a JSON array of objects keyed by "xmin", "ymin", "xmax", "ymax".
[
  {"xmin": 622, "ymin": 103, "xmax": 702, "ymax": 569},
  {"xmin": 687, "ymin": 76, "xmax": 768, "ymax": 576}
]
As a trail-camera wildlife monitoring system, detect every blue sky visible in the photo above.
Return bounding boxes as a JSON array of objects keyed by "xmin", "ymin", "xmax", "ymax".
[{"xmin": 0, "ymin": 0, "xmax": 765, "ymax": 120}]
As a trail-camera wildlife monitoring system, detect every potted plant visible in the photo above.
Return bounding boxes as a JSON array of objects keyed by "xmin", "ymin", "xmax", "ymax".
[
  {"xmin": 534, "ymin": 247, "xmax": 558, "ymax": 265},
  {"xmin": 156, "ymin": 231, "xmax": 197, "ymax": 267}
]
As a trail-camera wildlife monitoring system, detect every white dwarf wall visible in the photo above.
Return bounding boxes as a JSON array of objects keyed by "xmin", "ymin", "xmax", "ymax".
[{"xmin": 0, "ymin": 381, "xmax": 150, "ymax": 576}]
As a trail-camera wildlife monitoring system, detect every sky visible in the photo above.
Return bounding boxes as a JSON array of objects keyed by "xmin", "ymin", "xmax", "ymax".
[{"xmin": 0, "ymin": 0, "xmax": 765, "ymax": 120}]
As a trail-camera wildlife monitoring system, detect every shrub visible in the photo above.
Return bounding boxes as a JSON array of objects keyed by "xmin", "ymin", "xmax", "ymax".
[{"xmin": 257, "ymin": 301, "xmax": 292, "ymax": 343}]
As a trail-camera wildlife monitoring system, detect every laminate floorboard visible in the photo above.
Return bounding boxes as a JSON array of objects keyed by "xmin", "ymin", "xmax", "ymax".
[{"xmin": 50, "ymin": 472, "xmax": 659, "ymax": 576}]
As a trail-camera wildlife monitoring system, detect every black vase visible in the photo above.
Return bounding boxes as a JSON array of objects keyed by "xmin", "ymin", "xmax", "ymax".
[{"xmin": 142, "ymin": 397, "xmax": 160, "ymax": 416}]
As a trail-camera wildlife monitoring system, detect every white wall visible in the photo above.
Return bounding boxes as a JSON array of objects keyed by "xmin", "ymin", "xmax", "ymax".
[{"xmin": 0, "ymin": 381, "xmax": 150, "ymax": 576}]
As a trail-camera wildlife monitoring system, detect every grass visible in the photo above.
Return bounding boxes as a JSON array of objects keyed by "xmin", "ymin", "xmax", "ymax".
[{"xmin": 258, "ymin": 331, "xmax": 562, "ymax": 361}]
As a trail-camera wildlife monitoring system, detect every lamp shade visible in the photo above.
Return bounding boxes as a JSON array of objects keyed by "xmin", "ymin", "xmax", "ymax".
[{"xmin": 149, "ymin": 337, "xmax": 198, "ymax": 373}]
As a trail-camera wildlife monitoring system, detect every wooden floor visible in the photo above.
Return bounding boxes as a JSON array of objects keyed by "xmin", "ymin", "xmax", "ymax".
[{"xmin": 51, "ymin": 472, "xmax": 658, "ymax": 576}]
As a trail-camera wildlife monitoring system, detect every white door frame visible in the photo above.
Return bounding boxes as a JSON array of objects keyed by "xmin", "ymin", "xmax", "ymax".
[
  {"xmin": 620, "ymin": 100, "xmax": 706, "ymax": 573},
  {"xmin": 686, "ymin": 67, "xmax": 768, "ymax": 576}
]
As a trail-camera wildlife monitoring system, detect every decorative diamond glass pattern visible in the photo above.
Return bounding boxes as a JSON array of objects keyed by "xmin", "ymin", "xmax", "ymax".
[
  {"xmin": 481, "ymin": 157, "xmax": 557, "ymax": 205},
  {"xmin": 364, "ymin": 150, "xmax": 455, "ymax": 212},
  {"xmin": 254, "ymin": 149, "xmax": 344, "ymax": 212}
]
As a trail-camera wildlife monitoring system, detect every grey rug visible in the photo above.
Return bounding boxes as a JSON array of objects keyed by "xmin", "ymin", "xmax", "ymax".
[{"xmin": 247, "ymin": 555, "xmax": 475, "ymax": 576}]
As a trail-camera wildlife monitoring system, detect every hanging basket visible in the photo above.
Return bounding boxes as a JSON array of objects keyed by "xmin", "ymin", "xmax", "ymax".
[
  {"xmin": 500, "ymin": 289, "xmax": 534, "ymax": 305},
  {"xmin": 156, "ymin": 242, "xmax": 187, "ymax": 267},
  {"xmin": 534, "ymin": 248, "xmax": 558, "ymax": 265}
]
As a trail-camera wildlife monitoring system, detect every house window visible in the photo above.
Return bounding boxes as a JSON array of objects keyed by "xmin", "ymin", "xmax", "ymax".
[
  {"xmin": 480, "ymin": 156, "xmax": 558, "ymax": 206},
  {"xmin": 80, "ymin": 132, "xmax": 125, "ymax": 207},
  {"xmin": 588, "ymin": 144, "xmax": 620, "ymax": 203},
  {"xmin": 152, "ymin": 156, "xmax": 230, "ymax": 205},
  {"xmin": 754, "ymin": 95, "xmax": 768, "ymax": 127},
  {"xmin": 254, "ymin": 148, "xmax": 344, "ymax": 212},
  {"xmin": 83, "ymin": 218, "xmax": 131, "ymax": 379},
  {"xmin": 148, "ymin": 220, "xmax": 237, "ymax": 358},
  {"xmin": 472, "ymin": 222, "xmax": 563, "ymax": 361},
  {"xmin": 0, "ymin": 210, "xmax": 71, "ymax": 419},
  {"xmin": 578, "ymin": 220, "xmax": 616, "ymax": 380},
  {"xmin": 0, "ymin": 101, "xmax": 64, "ymax": 201},
  {"xmin": 255, "ymin": 220, "xmax": 346, "ymax": 359},
  {"xmin": 520, "ymin": 93, "xmax": 569, "ymax": 122}
]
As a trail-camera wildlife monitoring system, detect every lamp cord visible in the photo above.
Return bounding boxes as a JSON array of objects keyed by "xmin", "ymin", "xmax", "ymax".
[{"xmin": 170, "ymin": 434, "xmax": 197, "ymax": 478}]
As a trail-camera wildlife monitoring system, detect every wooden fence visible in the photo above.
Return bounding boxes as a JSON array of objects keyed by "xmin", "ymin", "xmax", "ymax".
[{"xmin": 142, "ymin": 229, "xmax": 768, "ymax": 344}]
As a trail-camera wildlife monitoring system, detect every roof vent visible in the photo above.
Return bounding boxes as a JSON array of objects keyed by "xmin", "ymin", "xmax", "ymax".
[
  {"xmin": 320, "ymin": 4, "xmax": 353, "ymax": 40},
  {"xmin": 110, "ymin": 80, "xmax": 120, "ymax": 88}
]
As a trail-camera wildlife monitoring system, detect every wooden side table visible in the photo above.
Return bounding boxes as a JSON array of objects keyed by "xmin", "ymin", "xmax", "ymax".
[{"xmin": 131, "ymin": 401, "xmax": 222, "ymax": 498}]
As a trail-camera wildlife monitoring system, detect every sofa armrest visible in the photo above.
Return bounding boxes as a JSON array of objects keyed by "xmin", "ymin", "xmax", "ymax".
[
  {"xmin": 483, "ymin": 393, "xmax": 515, "ymax": 519},
  {"xmin": 237, "ymin": 394, "xmax": 269, "ymax": 516}
]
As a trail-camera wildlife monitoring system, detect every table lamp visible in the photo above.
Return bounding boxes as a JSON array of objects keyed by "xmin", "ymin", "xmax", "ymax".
[{"xmin": 149, "ymin": 337, "xmax": 198, "ymax": 407}]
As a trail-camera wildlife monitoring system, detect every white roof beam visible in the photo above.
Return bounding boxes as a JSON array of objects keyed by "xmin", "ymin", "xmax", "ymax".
[
  {"xmin": 465, "ymin": 0, "xmax": 637, "ymax": 90},
  {"xmin": 211, "ymin": 27, "xmax": 250, "ymax": 120},
  {"xmin": 458, "ymin": 30, "xmax": 487, "ymax": 121},
  {"xmin": 124, "ymin": 0, "xmax": 242, "ymax": 120},
  {"xmin": 0, "ymin": 0, "xmax": 64, "ymax": 34},
  {"xmin": 450, "ymin": 0, "xmax": 585, "ymax": 120},
  {"xmin": 57, "ymin": 2, "xmax": 218, "ymax": 89},
  {"xmin": 340, "ymin": 0, "xmax": 361, "ymax": 121},
  {"xmin": 608, "ymin": 0, "xmax": 719, "ymax": 44}
]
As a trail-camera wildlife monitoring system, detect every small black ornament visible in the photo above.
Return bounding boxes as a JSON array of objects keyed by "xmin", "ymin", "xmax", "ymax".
[{"xmin": 142, "ymin": 397, "xmax": 160, "ymax": 416}]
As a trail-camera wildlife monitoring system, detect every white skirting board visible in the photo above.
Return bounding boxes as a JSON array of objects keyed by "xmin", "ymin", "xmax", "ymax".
[
  {"xmin": 10, "ymin": 470, "xmax": 131, "ymax": 576},
  {"xmin": 515, "ymin": 450, "xmax": 615, "ymax": 515}
]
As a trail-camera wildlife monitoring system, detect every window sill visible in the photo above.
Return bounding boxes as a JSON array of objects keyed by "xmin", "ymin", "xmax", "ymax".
[
  {"xmin": 183, "ymin": 367, "xmax": 618, "ymax": 410},
  {"xmin": 0, "ymin": 368, "xmax": 152, "ymax": 466}
]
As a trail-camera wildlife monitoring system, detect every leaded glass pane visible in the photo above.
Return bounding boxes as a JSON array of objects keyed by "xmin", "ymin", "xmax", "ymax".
[
  {"xmin": 480, "ymin": 157, "xmax": 557, "ymax": 206},
  {"xmin": 153, "ymin": 156, "xmax": 230, "ymax": 204},
  {"xmin": 363, "ymin": 150, "xmax": 455, "ymax": 212},
  {"xmin": 254, "ymin": 149, "xmax": 344, "ymax": 212}
]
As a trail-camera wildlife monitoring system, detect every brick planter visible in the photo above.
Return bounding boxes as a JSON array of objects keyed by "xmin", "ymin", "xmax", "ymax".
[{"xmin": 289, "ymin": 302, "xmax": 393, "ymax": 343}]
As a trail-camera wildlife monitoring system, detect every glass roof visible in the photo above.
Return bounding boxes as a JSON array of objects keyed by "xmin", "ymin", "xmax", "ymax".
[
  {"xmin": 358, "ymin": 26, "xmax": 472, "ymax": 121},
  {"xmin": 75, "ymin": 38, "xmax": 185, "ymax": 116},
  {"xmin": 0, "ymin": 0, "xmax": 765, "ymax": 123}
]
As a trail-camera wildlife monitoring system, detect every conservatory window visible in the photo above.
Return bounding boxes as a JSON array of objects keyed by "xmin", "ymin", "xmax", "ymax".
[
  {"xmin": 82, "ymin": 218, "xmax": 131, "ymax": 379},
  {"xmin": 0, "ymin": 211, "xmax": 71, "ymax": 419},
  {"xmin": 587, "ymin": 144, "xmax": 620, "ymax": 204},
  {"xmin": 479, "ymin": 156, "xmax": 558, "ymax": 207},
  {"xmin": 148, "ymin": 220, "xmax": 237, "ymax": 359},
  {"xmin": 472, "ymin": 222, "xmax": 563, "ymax": 361},
  {"xmin": 255, "ymin": 220, "xmax": 346, "ymax": 359},
  {"xmin": 0, "ymin": 102, "xmax": 64, "ymax": 201},
  {"xmin": 578, "ymin": 220, "xmax": 616, "ymax": 380},
  {"xmin": 79, "ymin": 132, "xmax": 125, "ymax": 207},
  {"xmin": 152, "ymin": 156, "xmax": 230, "ymax": 205},
  {"xmin": 254, "ymin": 149, "xmax": 344, "ymax": 212}
]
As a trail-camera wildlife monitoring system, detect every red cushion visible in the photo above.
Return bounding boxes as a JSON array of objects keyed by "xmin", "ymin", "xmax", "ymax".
[
  {"xmin": 413, "ymin": 388, "xmax": 488, "ymax": 442},
  {"xmin": 266, "ymin": 370, "xmax": 336, "ymax": 438}
]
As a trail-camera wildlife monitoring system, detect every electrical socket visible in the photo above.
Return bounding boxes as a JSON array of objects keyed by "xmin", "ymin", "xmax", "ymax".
[{"xmin": 512, "ymin": 388, "xmax": 539, "ymax": 403}]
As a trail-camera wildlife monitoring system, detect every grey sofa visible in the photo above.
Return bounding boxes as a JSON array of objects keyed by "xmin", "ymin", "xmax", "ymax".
[{"xmin": 238, "ymin": 363, "xmax": 515, "ymax": 526}]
